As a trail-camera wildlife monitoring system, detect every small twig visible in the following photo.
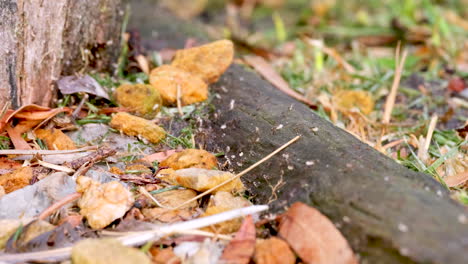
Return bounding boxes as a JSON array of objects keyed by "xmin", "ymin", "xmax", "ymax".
[
  {"xmin": 0, "ymin": 146, "xmax": 97, "ymax": 155},
  {"xmin": 37, "ymin": 160, "xmax": 75, "ymax": 173},
  {"xmin": 72, "ymin": 93, "xmax": 89, "ymax": 118},
  {"xmin": 383, "ymin": 43, "xmax": 408, "ymax": 124},
  {"xmin": 423, "ymin": 114, "xmax": 438, "ymax": 152},
  {"xmin": 176, "ymin": 84, "xmax": 184, "ymax": 117},
  {"xmin": 64, "ymin": 146, "xmax": 116, "ymax": 170},
  {"xmin": 38, "ymin": 192, "xmax": 82, "ymax": 220},
  {"xmin": 173, "ymin": 136, "xmax": 301, "ymax": 210},
  {"xmin": 139, "ymin": 186, "xmax": 173, "ymax": 209}
]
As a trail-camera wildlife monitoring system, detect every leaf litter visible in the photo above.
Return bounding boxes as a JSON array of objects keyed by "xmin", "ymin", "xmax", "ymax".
[{"xmin": 0, "ymin": 38, "xmax": 356, "ymax": 264}]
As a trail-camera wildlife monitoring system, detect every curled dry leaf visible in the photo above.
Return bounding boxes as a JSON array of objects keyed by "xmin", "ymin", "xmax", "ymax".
[
  {"xmin": 114, "ymin": 83, "xmax": 162, "ymax": 118},
  {"xmin": 72, "ymin": 239, "xmax": 152, "ymax": 264},
  {"xmin": 254, "ymin": 237, "xmax": 296, "ymax": 264},
  {"xmin": 149, "ymin": 65, "xmax": 208, "ymax": 106},
  {"xmin": 140, "ymin": 149, "xmax": 179, "ymax": 163},
  {"xmin": 444, "ymin": 172, "xmax": 468, "ymax": 187},
  {"xmin": 220, "ymin": 215, "xmax": 256, "ymax": 264},
  {"xmin": 57, "ymin": 75, "xmax": 110, "ymax": 100},
  {"xmin": 162, "ymin": 168, "xmax": 245, "ymax": 193},
  {"xmin": 76, "ymin": 176, "xmax": 134, "ymax": 229},
  {"xmin": 110, "ymin": 112, "xmax": 166, "ymax": 144},
  {"xmin": 142, "ymin": 189, "xmax": 198, "ymax": 223},
  {"xmin": 0, "ymin": 166, "xmax": 33, "ymax": 194},
  {"xmin": 171, "ymin": 39, "xmax": 234, "ymax": 84},
  {"xmin": 279, "ymin": 202, "xmax": 357, "ymax": 264},
  {"xmin": 35, "ymin": 129, "xmax": 76, "ymax": 150},
  {"xmin": 160, "ymin": 149, "xmax": 218, "ymax": 170},
  {"xmin": 201, "ymin": 191, "xmax": 252, "ymax": 234}
]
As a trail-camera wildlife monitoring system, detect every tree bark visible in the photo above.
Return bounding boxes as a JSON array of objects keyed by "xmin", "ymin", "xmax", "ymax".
[
  {"xmin": 0, "ymin": 0, "xmax": 123, "ymax": 108},
  {"xmin": 129, "ymin": 2, "xmax": 468, "ymax": 264}
]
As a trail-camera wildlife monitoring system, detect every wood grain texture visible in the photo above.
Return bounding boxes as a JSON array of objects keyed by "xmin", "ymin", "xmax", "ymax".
[{"xmin": 0, "ymin": 0, "xmax": 123, "ymax": 107}]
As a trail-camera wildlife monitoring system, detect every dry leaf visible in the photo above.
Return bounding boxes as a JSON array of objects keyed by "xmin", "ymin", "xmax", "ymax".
[
  {"xmin": 57, "ymin": 75, "xmax": 110, "ymax": 100},
  {"xmin": 5, "ymin": 124, "xmax": 31, "ymax": 150},
  {"xmin": 110, "ymin": 112, "xmax": 166, "ymax": 144},
  {"xmin": 333, "ymin": 90, "xmax": 374, "ymax": 115},
  {"xmin": 161, "ymin": 0, "xmax": 208, "ymax": 19},
  {"xmin": 0, "ymin": 157, "xmax": 22, "ymax": 170},
  {"xmin": 160, "ymin": 149, "xmax": 218, "ymax": 170},
  {"xmin": 0, "ymin": 166, "xmax": 33, "ymax": 193},
  {"xmin": 140, "ymin": 149, "xmax": 179, "ymax": 163},
  {"xmin": 114, "ymin": 83, "xmax": 162, "ymax": 118},
  {"xmin": 76, "ymin": 176, "xmax": 134, "ymax": 229},
  {"xmin": 35, "ymin": 129, "xmax": 76, "ymax": 150},
  {"xmin": 444, "ymin": 172, "xmax": 468, "ymax": 187},
  {"xmin": 279, "ymin": 202, "xmax": 357, "ymax": 264},
  {"xmin": 201, "ymin": 191, "xmax": 252, "ymax": 234},
  {"xmin": 254, "ymin": 237, "xmax": 296, "ymax": 264},
  {"xmin": 243, "ymin": 55, "xmax": 316, "ymax": 108},
  {"xmin": 150, "ymin": 247, "xmax": 181, "ymax": 264},
  {"xmin": 142, "ymin": 189, "xmax": 198, "ymax": 223},
  {"xmin": 72, "ymin": 239, "xmax": 152, "ymax": 264},
  {"xmin": 149, "ymin": 65, "xmax": 208, "ymax": 106},
  {"xmin": 220, "ymin": 215, "xmax": 256, "ymax": 264},
  {"xmin": 165, "ymin": 168, "xmax": 245, "ymax": 193},
  {"xmin": 172, "ymin": 40, "xmax": 234, "ymax": 84}
]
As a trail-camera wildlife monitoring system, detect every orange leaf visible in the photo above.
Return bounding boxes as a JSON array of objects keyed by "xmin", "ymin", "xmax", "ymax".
[
  {"xmin": 14, "ymin": 107, "xmax": 69, "ymax": 120},
  {"xmin": 6, "ymin": 124, "xmax": 31, "ymax": 150},
  {"xmin": 141, "ymin": 150, "xmax": 179, "ymax": 163},
  {"xmin": 279, "ymin": 202, "xmax": 357, "ymax": 264},
  {"xmin": 444, "ymin": 172, "xmax": 468, "ymax": 187},
  {"xmin": 254, "ymin": 237, "xmax": 296, "ymax": 264},
  {"xmin": 220, "ymin": 215, "xmax": 256, "ymax": 264}
]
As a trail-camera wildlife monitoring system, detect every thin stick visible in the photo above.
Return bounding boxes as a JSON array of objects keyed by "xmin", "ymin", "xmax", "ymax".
[
  {"xmin": 38, "ymin": 192, "xmax": 82, "ymax": 220},
  {"xmin": 139, "ymin": 186, "xmax": 173, "ymax": 209},
  {"xmin": 383, "ymin": 43, "xmax": 408, "ymax": 124},
  {"xmin": 176, "ymin": 84, "xmax": 184, "ymax": 117},
  {"xmin": 37, "ymin": 160, "xmax": 75, "ymax": 173},
  {"xmin": 173, "ymin": 135, "xmax": 301, "ymax": 210},
  {"xmin": 423, "ymin": 114, "xmax": 438, "ymax": 152},
  {"xmin": 0, "ymin": 146, "xmax": 97, "ymax": 155}
]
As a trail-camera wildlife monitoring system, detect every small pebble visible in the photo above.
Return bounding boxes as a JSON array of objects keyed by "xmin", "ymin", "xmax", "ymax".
[
  {"xmin": 398, "ymin": 223, "xmax": 408, "ymax": 232},
  {"xmin": 305, "ymin": 161, "xmax": 315, "ymax": 166}
]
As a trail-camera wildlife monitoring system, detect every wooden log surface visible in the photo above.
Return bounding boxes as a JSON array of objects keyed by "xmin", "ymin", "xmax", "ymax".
[
  {"xmin": 0, "ymin": 0, "xmax": 123, "ymax": 108},
  {"xmin": 129, "ymin": 2, "xmax": 468, "ymax": 263}
]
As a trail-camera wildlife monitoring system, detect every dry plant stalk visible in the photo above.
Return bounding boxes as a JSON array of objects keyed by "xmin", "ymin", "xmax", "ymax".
[
  {"xmin": 173, "ymin": 135, "xmax": 301, "ymax": 210},
  {"xmin": 382, "ymin": 43, "xmax": 408, "ymax": 124}
]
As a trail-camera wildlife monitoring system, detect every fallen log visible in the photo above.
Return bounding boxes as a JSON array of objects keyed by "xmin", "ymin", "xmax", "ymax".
[{"xmin": 131, "ymin": 3, "xmax": 468, "ymax": 264}]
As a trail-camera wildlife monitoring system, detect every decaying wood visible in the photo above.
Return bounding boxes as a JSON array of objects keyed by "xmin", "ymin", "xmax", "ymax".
[
  {"xmin": 0, "ymin": 0, "xmax": 123, "ymax": 108},
  {"xmin": 130, "ymin": 3, "xmax": 468, "ymax": 264}
]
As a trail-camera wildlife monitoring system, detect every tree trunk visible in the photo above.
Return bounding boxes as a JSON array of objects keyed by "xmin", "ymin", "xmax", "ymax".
[
  {"xmin": 0, "ymin": 0, "xmax": 124, "ymax": 108},
  {"xmin": 129, "ymin": 2, "xmax": 468, "ymax": 264}
]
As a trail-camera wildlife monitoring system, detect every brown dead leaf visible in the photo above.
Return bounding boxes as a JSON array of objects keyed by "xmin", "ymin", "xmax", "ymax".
[
  {"xmin": 140, "ymin": 149, "xmax": 179, "ymax": 163},
  {"xmin": 254, "ymin": 237, "xmax": 296, "ymax": 264},
  {"xmin": 142, "ymin": 189, "xmax": 197, "ymax": 223},
  {"xmin": 0, "ymin": 104, "xmax": 50, "ymax": 133},
  {"xmin": 0, "ymin": 166, "xmax": 33, "ymax": 193},
  {"xmin": 279, "ymin": 202, "xmax": 357, "ymax": 264},
  {"xmin": 35, "ymin": 129, "xmax": 76, "ymax": 150},
  {"xmin": 171, "ymin": 40, "xmax": 234, "ymax": 84},
  {"xmin": 0, "ymin": 157, "xmax": 22, "ymax": 170},
  {"xmin": 6, "ymin": 124, "xmax": 31, "ymax": 150},
  {"xmin": 76, "ymin": 176, "xmax": 134, "ymax": 229},
  {"xmin": 243, "ymin": 55, "xmax": 316, "ymax": 108},
  {"xmin": 220, "ymin": 215, "xmax": 256, "ymax": 264},
  {"xmin": 160, "ymin": 149, "xmax": 218, "ymax": 170},
  {"xmin": 150, "ymin": 247, "xmax": 181, "ymax": 264},
  {"xmin": 444, "ymin": 172, "xmax": 468, "ymax": 187},
  {"xmin": 202, "ymin": 191, "xmax": 252, "ymax": 234}
]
